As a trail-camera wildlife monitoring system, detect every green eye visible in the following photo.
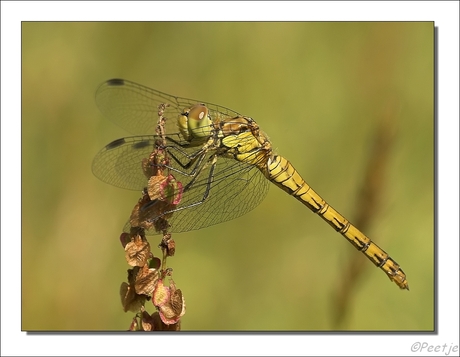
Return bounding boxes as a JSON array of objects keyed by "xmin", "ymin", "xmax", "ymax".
[
  {"xmin": 188, "ymin": 104, "xmax": 208, "ymax": 123},
  {"xmin": 179, "ymin": 104, "xmax": 212, "ymax": 143}
]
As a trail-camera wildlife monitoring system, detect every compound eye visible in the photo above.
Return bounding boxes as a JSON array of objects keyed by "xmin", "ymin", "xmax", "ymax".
[
  {"xmin": 177, "ymin": 104, "xmax": 212, "ymax": 143},
  {"xmin": 186, "ymin": 104, "xmax": 212, "ymax": 139},
  {"xmin": 187, "ymin": 104, "xmax": 208, "ymax": 123}
]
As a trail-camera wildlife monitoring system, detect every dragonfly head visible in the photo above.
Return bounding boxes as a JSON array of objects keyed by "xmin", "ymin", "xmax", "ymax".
[{"xmin": 178, "ymin": 104, "xmax": 212, "ymax": 144}]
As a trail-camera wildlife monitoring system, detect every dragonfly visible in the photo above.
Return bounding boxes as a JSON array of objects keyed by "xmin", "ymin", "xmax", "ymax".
[{"xmin": 92, "ymin": 78, "xmax": 409, "ymax": 290}]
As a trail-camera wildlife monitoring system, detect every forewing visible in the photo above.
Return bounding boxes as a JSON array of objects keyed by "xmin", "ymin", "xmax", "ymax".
[{"xmin": 95, "ymin": 78, "xmax": 242, "ymax": 135}]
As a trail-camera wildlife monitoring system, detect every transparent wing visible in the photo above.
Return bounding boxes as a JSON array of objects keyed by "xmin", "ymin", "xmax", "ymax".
[
  {"xmin": 92, "ymin": 133, "xmax": 270, "ymax": 234},
  {"xmin": 152, "ymin": 144, "xmax": 270, "ymax": 234},
  {"xmin": 95, "ymin": 78, "xmax": 242, "ymax": 135},
  {"xmin": 92, "ymin": 135, "xmax": 159, "ymax": 190}
]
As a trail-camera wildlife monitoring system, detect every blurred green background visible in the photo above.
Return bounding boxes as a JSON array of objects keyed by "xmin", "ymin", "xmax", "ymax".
[{"xmin": 22, "ymin": 22, "xmax": 433, "ymax": 331}]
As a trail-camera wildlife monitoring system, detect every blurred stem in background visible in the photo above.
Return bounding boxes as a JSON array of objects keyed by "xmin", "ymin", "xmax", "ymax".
[{"xmin": 332, "ymin": 97, "xmax": 400, "ymax": 329}]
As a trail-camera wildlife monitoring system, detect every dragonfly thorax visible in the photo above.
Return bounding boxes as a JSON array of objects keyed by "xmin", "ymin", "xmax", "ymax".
[{"xmin": 218, "ymin": 116, "xmax": 274, "ymax": 174}]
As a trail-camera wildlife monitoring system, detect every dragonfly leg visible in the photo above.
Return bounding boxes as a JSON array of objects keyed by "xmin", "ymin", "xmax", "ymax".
[
  {"xmin": 165, "ymin": 145, "xmax": 209, "ymax": 176},
  {"xmin": 181, "ymin": 154, "xmax": 217, "ymax": 195},
  {"xmin": 149, "ymin": 154, "xmax": 218, "ymax": 221}
]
